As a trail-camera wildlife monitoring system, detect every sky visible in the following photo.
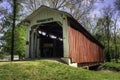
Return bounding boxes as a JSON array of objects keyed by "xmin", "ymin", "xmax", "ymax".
[{"xmin": 93, "ymin": 0, "xmax": 115, "ymax": 17}]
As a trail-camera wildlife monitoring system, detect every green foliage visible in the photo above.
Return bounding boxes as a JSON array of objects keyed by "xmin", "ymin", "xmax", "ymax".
[
  {"xmin": 2, "ymin": 25, "xmax": 26, "ymax": 58},
  {"xmin": 14, "ymin": 25, "xmax": 26, "ymax": 57},
  {"xmin": 102, "ymin": 62, "xmax": 120, "ymax": 71},
  {"xmin": 0, "ymin": 54, "xmax": 4, "ymax": 59},
  {"xmin": 95, "ymin": 16, "xmax": 113, "ymax": 62},
  {"xmin": 0, "ymin": 60, "xmax": 120, "ymax": 80}
]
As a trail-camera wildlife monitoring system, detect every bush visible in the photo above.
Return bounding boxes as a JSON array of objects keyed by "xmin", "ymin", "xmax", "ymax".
[
  {"xmin": 0, "ymin": 54, "xmax": 5, "ymax": 59},
  {"xmin": 102, "ymin": 62, "xmax": 120, "ymax": 71}
]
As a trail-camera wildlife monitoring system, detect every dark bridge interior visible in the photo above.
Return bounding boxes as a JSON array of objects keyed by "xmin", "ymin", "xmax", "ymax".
[{"xmin": 37, "ymin": 22, "xmax": 63, "ymax": 58}]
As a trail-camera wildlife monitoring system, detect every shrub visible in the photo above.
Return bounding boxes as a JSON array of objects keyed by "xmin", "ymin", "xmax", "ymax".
[{"xmin": 102, "ymin": 62, "xmax": 120, "ymax": 71}]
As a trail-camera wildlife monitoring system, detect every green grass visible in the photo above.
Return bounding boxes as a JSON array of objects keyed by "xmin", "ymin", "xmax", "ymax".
[
  {"xmin": 102, "ymin": 61, "xmax": 120, "ymax": 71},
  {"xmin": 0, "ymin": 60, "xmax": 120, "ymax": 80}
]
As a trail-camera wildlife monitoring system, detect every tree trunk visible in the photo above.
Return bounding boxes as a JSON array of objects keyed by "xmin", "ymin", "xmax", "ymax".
[
  {"xmin": 11, "ymin": 0, "xmax": 17, "ymax": 61},
  {"xmin": 114, "ymin": 19, "xmax": 118, "ymax": 63},
  {"xmin": 106, "ymin": 18, "xmax": 111, "ymax": 62}
]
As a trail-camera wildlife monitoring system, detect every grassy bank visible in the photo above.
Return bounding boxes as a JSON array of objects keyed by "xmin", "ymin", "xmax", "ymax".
[{"xmin": 0, "ymin": 60, "xmax": 120, "ymax": 80}]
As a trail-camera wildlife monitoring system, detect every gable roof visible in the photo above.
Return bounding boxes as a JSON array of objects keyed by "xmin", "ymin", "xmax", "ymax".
[
  {"xmin": 24, "ymin": 5, "xmax": 72, "ymax": 21},
  {"xmin": 23, "ymin": 5, "xmax": 104, "ymax": 48}
]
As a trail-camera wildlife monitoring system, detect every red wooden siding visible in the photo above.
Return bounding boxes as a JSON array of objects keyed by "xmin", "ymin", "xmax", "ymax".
[{"xmin": 68, "ymin": 26, "xmax": 104, "ymax": 63}]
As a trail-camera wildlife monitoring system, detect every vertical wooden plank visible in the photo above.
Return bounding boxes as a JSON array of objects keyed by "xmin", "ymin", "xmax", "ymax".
[{"xmin": 68, "ymin": 26, "xmax": 104, "ymax": 63}]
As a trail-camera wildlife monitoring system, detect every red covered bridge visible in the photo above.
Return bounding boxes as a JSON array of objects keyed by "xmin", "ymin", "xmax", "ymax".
[
  {"xmin": 68, "ymin": 17, "xmax": 104, "ymax": 67},
  {"xmin": 23, "ymin": 6, "xmax": 104, "ymax": 67}
]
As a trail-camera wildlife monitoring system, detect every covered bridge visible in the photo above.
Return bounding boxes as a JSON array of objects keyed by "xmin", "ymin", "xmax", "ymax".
[{"xmin": 23, "ymin": 6, "xmax": 104, "ymax": 67}]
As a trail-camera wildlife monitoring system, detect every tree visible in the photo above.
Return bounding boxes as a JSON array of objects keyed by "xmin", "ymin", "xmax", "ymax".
[
  {"xmin": 21, "ymin": 0, "xmax": 97, "ymax": 23},
  {"xmin": 14, "ymin": 25, "xmax": 26, "ymax": 58},
  {"xmin": 112, "ymin": 12, "xmax": 120, "ymax": 63},
  {"xmin": 47, "ymin": 0, "xmax": 69, "ymax": 9},
  {"xmin": 21, "ymin": 0, "xmax": 70, "ymax": 12},
  {"xmin": 104, "ymin": 16, "xmax": 112, "ymax": 62},
  {"xmin": 21, "ymin": 0, "xmax": 42, "ymax": 13},
  {"xmin": 94, "ymin": 5, "xmax": 120, "ymax": 62},
  {"xmin": 0, "ymin": 1, "xmax": 12, "ymax": 56},
  {"xmin": 9, "ymin": 0, "xmax": 25, "ymax": 60},
  {"xmin": 115, "ymin": 0, "xmax": 120, "ymax": 11},
  {"xmin": 95, "ymin": 6, "xmax": 115, "ymax": 62},
  {"xmin": 95, "ymin": 18, "xmax": 106, "ymax": 45},
  {"xmin": 0, "ymin": 0, "xmax": 25, "ymax": 60},
  {"xmin": 11, "ymin": 0, "xmax": 17, "ymax": 61},
  {"xmin": 0, "ymin": 2, "xmax": 9, "ymax": 33},
  {"xmin": 114, "ymin": 0, "xmax": 120, "ymax": 62},
  {"xmin": 2, "ymin": 25, "xmax": 26, "ymax": 59}
]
